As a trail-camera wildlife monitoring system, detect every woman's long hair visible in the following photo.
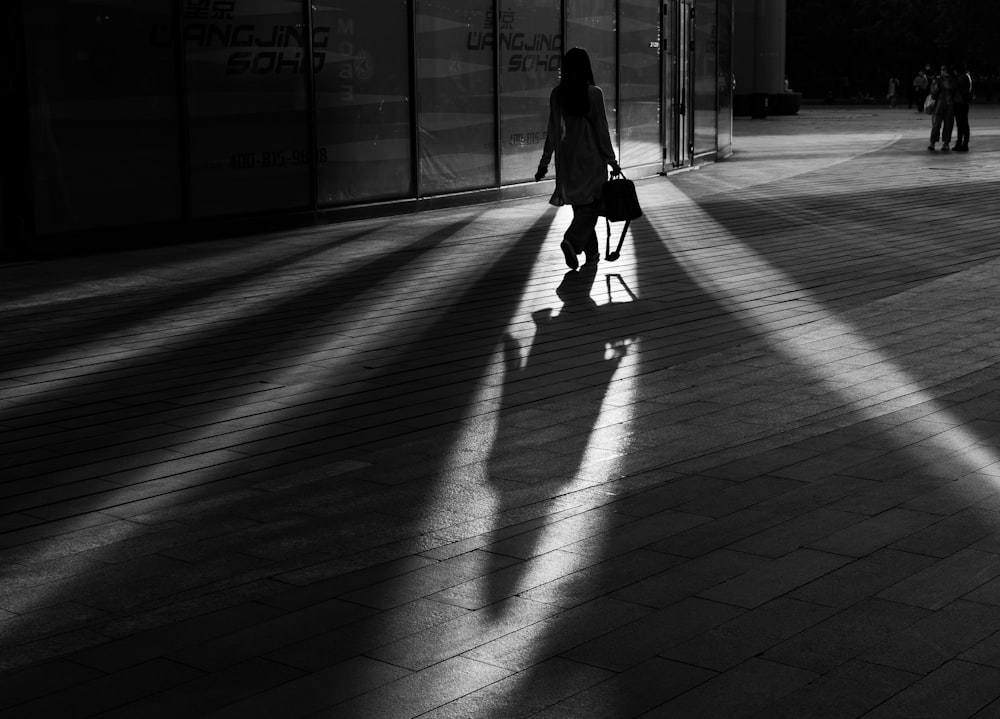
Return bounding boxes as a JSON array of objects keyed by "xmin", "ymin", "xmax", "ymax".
[{"xmin": 558, "ymin": 47, "xmax": 595, "ymax": 116}]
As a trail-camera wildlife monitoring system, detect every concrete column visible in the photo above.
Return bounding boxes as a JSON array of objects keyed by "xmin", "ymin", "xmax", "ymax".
[
  {"xmin": 733, "ymin": 0, "xmax": 795, "ymax": 116},
  {"xmin": 753, "ymin": 0, "xmax": 785, "ymax": 95}
]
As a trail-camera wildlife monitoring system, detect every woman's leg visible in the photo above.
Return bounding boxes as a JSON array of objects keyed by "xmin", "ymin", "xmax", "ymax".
[
  {"xmin": 561, "ymin": 205, "xmax": 590, "ymax": 269},
  {"xmin": 942, "ymin": 108, "xmax": 955, "ymax": 148},
  {"xmin": 955, "ymin": 104, "xmax": 970, "ymax": 148},
  {"xmin": 566, "ymin": 201, "xmax": 601, "ymax": 255},
  {"xmin": 929, "ymin": 114, "xmax": 943, "ymax": 147},
  {"xmin": 580, "ymin": 201, "xmax": 602, "ymax": 261}
]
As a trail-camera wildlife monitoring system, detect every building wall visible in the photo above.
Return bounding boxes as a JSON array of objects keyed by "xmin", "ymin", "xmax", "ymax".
[{"xmin": 6, "ymin": 0, "xmax": 734, "ymax": 256}]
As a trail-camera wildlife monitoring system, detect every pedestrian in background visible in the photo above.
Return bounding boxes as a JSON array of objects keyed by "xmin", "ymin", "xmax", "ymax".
[
  {"xmin": 887, "ymin": 76, "xmax": 899, "ymax": 108},
  {"xmin": 954, "ymin": 64, "xmax": 972, "ymax": 152},
  {"xmin": 536, "ymin": 47, "xmax": 621, "ymax": 269},
  {"xmin": 913, "ymin": 67, "xmax": 929, "ymax": 113},
  {"xmin": 928, "ymin": 64, "xmax": 956, "ymax": 152}
]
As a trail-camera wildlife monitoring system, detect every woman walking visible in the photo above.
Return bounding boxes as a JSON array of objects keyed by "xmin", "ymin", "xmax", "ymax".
[{"xmin": 535, "ymin": 47, "xmax": 621, "ymax": 269}]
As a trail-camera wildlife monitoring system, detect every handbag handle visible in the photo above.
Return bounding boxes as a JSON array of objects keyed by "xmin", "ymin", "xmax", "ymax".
[{"xmin": 605, "ymin": 218, "xmax": 629, "ymax": 261}]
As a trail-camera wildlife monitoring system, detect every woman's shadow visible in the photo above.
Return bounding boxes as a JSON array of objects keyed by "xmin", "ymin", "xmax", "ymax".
[{"xmin": 480, "ymin": 263, "xmax": 642, "ymax": 614}]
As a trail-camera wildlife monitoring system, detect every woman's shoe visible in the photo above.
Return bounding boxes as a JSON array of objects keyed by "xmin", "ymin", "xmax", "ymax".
[
  {"xmin": 942, "ymin": 143, "xmax": 951, "ymax": 152},
  {"xmin": 560, "ymin": 240, "xmax": 579, "ymax": 269},
  {"xmin": 927, "ymin": 143, "xmax": 936, "ymax": 151}
]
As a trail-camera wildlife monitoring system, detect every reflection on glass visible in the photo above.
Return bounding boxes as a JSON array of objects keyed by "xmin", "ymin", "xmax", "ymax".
[
  {"xmin": 498, "ymin": 0, "xmax": 562, "ymax": 185},
  {"xmin": 619, "ymin": 0, "xmax": 662, "ymax": 168},
  {"xmin": 184, "ymin": 0, "xmax": 311, "ymax": 217},
  {"xmin": 566, "ymin": 0, "xmax": 618, "ymax": 150},
  {"xmin": 314, "ymin": 1, "xmax": 412, "ymax": 205},
  {"xmin": 693, "ymin": 0, "xmax": 718, "ymax": 155},
  {"xmin": 415, "ymin": 0, "xmax": 496, "ymax": 195},
  {"xmin": 23, "ymin": 0, "xmax": 181, "ymax": 233}
]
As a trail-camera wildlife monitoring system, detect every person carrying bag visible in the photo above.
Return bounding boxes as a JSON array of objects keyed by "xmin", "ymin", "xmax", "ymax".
[{"xmin": 535, "ymin": 47, "xmax": 621, "ymax": 270}]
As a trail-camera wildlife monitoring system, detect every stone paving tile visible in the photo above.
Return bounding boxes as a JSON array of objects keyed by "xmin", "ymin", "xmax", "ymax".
[
  {"xmin": 93, "ymin": 657, "xmax": 304, "ymax": 719},
  {"xmin": 860, "ymin": 660, "xmax": 1000, "ymax": 719},
  {"xmin": 462, "ymin": 596, "xmax": 652, "ymax": 672},
  {"xmin": 663, "ymin": 597, "xmax": 837, "ymax": 672},
  {"xmin": 0, "ymin": 658, "xmax": 204, "ymax": 719},
  {"xmin": 166, "ymin": 597, "xmax": 376, "ymax": 672},
  {"xmin": 971, "ymin": 699, "xmax": 1000, "ymax": 719},
  {"xmin": 199, "ymin": 657, "xmax": 410, "ymax": 719},
  {"xmin": 672, "ymin": 547, "xmax": 774, "ymax": 584},
  {"xmin": 417, "ymin": 657, "xmax": 612, "ymax": 719},
  {"xmin": 790, "ymin": 548, "xmax": 937, "ymax": 609},
  {"xmin": 367, "ymin": 596, "xmax": 560, "ymax": 671},
  {"xmin": 564, "ymin": 596, "xmax": 745, "ymax": 671},
  {"xmin": 0, "ymin": 658, "xmax": 105, "ymax": 712},
  {"xmin": 877, "ymin": 548, "xmax": 1000, "ymax": 611},
  {"xmin": 889, "ymin": 507, "xmax": 1000, "ymax": 558},
  {"xmin": 641, "ymin": 657, "xmax": 818, "ymax": 719},
  {"xmin": 752, "ymin": 473, "xmax": 880, "ymax": 516},
  {"xmin": 70, "ymin": 601, "xmax": 287, "ymax": 673},
  {"xmin": 602, "ymin": 474, "xmax": 736, "ymax": 517},
  {"xmin": 697, "ymin": 548, "xmax": 852, "ymax": 609},
  {"xmin": 519, "ymin": 548, "xmax": 683, "ymax": 608},
  {"xmin": 215, "ymin": 655, "xmax": 413, "ymax": 719},
  {"xmin": 806, "ymin": 507, "xmax": 942, "ymax": 557},
  {"xmin": 902, "ymin": 473, "xmax": 1000, "ymax": 515},
  {"xmin": 762, "ymin": 598, "xmax": 933, "ymax": 674},
  {"xmin": 746, "ymin": 659, "xmax": 919, "ymax": 719},
  {"xmin": 729, "ymin": 507, "xmax": 866, "ymax": 557},
  {"xmin": 339, "ymin": 550, "xmax": 522, "ymax": 610},
  {"xmin": 648, "ymin": 507, "xmax": 789, "ymax": 558},
  {"xmin": 675, "ymin": 475, "xmax": 807, "ymax": 518},
  {"xmin": 861, "ymin": 599, "xmax": 1000, "ymax": 675},
  {"xmin": 531, "ymin": 658, "xmax": 715, "ymax": 719},
  {"xmin": 312, "ymin": 656, "xmax": 513, "ymax": 719}
]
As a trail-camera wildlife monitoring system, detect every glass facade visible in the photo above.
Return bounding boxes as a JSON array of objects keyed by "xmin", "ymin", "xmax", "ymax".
[
  {"xmin": 618, "ymin": 0, "xmax": 662, "ymax": 168},
  {"xmin": 565, "ymin": 0, "xmax": 617, "ymax": 149},
  {"xmin": 415, "ymin": 1, "xmax": 496, "ymax": 195},
  {"xmin": 10, "ymin": 0, "xmax": 733, "ymax": 249},
  {"xmin": 182, "ymin": 0, "xmax": 312, "ymax": 217},
  {"xmin": 498, "ymin": 0, "xmax": 562, "ymax": 185},
  {"xmin": 693, "ymin": 0, "xmax": 718, "ymax": 157},
  {"xmin": 316, "ymin": 1, "xmax": 413, "ymax": 204},
  {"xmin": 23, "ymin": 0, "xmax": 182, "ymax": 233}
]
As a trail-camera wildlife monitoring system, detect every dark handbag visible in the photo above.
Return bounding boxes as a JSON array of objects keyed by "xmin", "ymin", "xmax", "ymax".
[{"xmin": 600, "ymin": 173, "xmax": 642, "ymax": 261}]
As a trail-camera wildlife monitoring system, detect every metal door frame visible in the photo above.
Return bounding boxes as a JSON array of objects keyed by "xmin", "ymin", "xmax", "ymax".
[{"xmin": 662, "ymin": 0, "xmax": 694, "ymax": 170}]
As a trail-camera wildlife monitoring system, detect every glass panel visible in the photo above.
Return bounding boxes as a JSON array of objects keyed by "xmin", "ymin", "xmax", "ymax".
[
  {"xmin": 23, "ymin": 0, "xmax": 181, "ymax": 234},
  {"xmin": 498, "ymin": 0, "xmax": 562, "ymax": 185},
  {"xmin": 717, "ymin": 0, "xmax": 733, "ymax": 156},
  {"xmin": 566, "ymin": 0, "xmax": 618, "ymax": 151},
  {"xmin": 415, "ymin": 0, "xmax": 495, "ymax": 195},
  {"xmin": 183, "ymin": 0, "xmax": 311, "ymax": 217},
  {"xmin": 693, "ymin": 0, "xmax": 717, "ymax": 155},
  {"xmin": 662, "ymin": 0, "xmax": 691, "ymax": 168},
  {"xmin": 619, "ymin": 0, "xmax": 662, "ymax": 168},
  {"xmin": 313, "ymin": 1, "xmax": 413, "ymax": 205}
]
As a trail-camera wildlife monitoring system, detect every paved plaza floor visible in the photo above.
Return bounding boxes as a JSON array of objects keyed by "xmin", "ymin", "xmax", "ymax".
[{"xmin": 4, "ymin": 105, "xmax": 1000, "ymax": 717}]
